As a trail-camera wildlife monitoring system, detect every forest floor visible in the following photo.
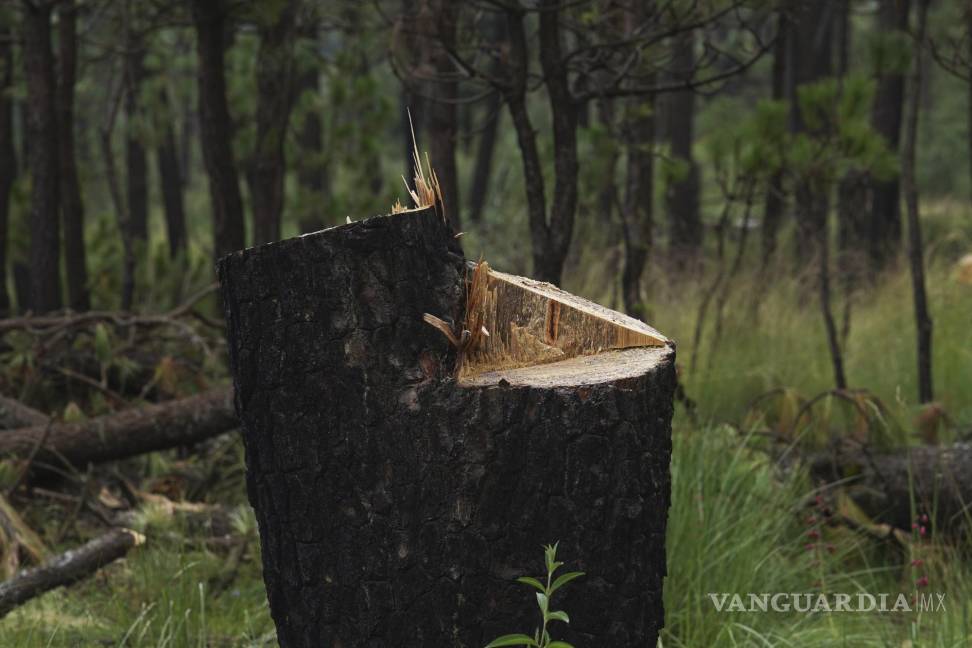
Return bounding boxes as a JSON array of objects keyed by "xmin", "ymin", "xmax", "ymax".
[{"xmin": 2, "ymin": 203, "xmax": 971, "ymax": 646}]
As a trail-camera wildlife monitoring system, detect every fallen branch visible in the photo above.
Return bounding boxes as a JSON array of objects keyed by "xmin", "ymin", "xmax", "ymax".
[
  {"xmin": 0, "ymin": 388, "xmax": 237, "ymax": 469},
  {"xmin": 0, "ymin": 528, "xmax": 144, "ymax": 619},
  {"xmin": 0, "ymin": 396, "xmax": 48, "ymax": 430},
  {"xmin": 810, "ymin": 443, "xmax": 972, "ymax": 536}
]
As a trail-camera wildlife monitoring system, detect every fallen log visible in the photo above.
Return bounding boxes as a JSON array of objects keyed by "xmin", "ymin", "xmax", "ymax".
[
  {"xmin": 0, "ymin": 528, "xmax": 144, "ymax": 619},
  {"xmin": 0, "ymin": 388, "xmax": 236, "ymax": 468},
  {"xmin": 811, "ymin": 442, "xmax": 972, "ymax": 536},
  {"xmin": 0, "ymin": 395, "xmax": 48, "ymax": 429},
  {"xmin": 218, "ymin": 206, "xmax": 675, "ymax": 647}
]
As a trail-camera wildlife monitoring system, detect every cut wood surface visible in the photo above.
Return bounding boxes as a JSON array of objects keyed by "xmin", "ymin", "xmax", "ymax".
[
  {"xmin": 460, "ymin": 264, "xmax": 667, "ymax": 378},
  {"xmin": 0, "ymin": 387, "xmax": 236, "ymax": 468},
  {"xmin": 0, "ymin": 528, "xmax": 144, "ymax": 619}
]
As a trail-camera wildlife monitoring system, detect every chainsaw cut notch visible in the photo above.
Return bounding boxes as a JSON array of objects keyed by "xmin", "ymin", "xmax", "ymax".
[{"xmin": 455, "ymin": 263, "xmax": 668, "ymax": 381}]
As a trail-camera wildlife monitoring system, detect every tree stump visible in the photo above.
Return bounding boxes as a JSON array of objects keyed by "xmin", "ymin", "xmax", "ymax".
[{"xmin": 217, "ymin": 207, "xmax": 675, "ymax": 647}]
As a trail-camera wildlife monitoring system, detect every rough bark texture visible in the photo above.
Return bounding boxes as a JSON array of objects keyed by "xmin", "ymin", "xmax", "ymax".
[
  {"xmin": 0, "ymin": 528, "xmax": 144, "ymax": 619},
  {"xmin": 58, "ymin": 0, "xmax": 89, "ymax": 312},
  {"xmin": 0, "ymin": 23, "xmax": 15, "ymax": 318},
  {"xmin": 191, "ymin": 0, "xmax": 246, "ymax": 259},
  {"xmin": 0, "ymin": 388, "xmax": 236, "ymax": 467},
  {"xmin": 218, "ymin": 207, "xmax": 674, "ymax": 647},
  {"xmin": 22, "ymin": 0, "xmax": 62, "ymax": 313}
]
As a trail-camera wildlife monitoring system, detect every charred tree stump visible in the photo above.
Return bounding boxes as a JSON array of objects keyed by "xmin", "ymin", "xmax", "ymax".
[{"xmin": 218, "ymin": 206, "xmax": 675, "ymax": 647}]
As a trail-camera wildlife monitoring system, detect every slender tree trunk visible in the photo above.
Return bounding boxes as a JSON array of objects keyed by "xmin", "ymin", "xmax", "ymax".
[
  {"xmin": 869, "ymin": 0, "xmax": 911, "ymax": 270},
  {"xmin": 426, "ymin": 0, "xmax": 460, "ymax": 228},
  {"xmin": 21, "ymin": 0, "xmax": 61, "ymax": 313},
  {"xmin": 535, "ymin": 0, "xmax": 578, "ymax": 285},
  {"xmin": 295, "ymin": 28, "xmax": 327, "ymax": 234},
  {"xmin": 125, "ymin": 45, "xmax": 148, "ymax": 244},
  {"xmin": 468, "ymin": 92, "xmax": 501, "ymax": 224},
  {"xmin": 620, "ymin": 97, "xmax": 655, "ymax": 320},
  {"xmin": 0, "ymin": 24, "xmax": 15, "ymax": 317},
  {"xmin": 100, "ymin": 121, "xmax": 135, "ymax": 311},
  {"xmin": 666, "ymin": 29, "xmax": 701, "ymax": 270},
  {"xmin": 251, "ymin": 0, "xmax": 297, "ymax": 245},
  {"xmin": 761, "ymin": 10, "xmax": 787, "ymax": 270},
  {"xmin": 790, "ymin": 0, "xmax": 834, "ymax": 272},
  {"xmin": 156, "ymin": 87, "xmax": 187, "ymax": 259},
  {"xmin": 835, "ymin": 0, "xmax": 865, "ymax": 342},
  {"xmin": 58, "ymin": 0, "xmax": 89, "ymax": 312},
  {"xmin": 191, "ymin": 0, "xmax": 246, "ymax": 259},
  {"xmin": 902, "ymin": 0, "xmax": 933, "ymax": 403}
]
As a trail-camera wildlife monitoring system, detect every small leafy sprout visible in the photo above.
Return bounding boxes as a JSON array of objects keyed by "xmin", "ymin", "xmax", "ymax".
[{"xmin": 484, "ymin": 542, "xmax": 584, "ymax": 648}]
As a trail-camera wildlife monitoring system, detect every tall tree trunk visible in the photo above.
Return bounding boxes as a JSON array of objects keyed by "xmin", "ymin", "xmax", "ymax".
[
  {"xmin": 295, "ymin": 29, "xmax": 327, "ymax": 234},
  {"xmin": 191, "ymin": 0, "xmax": 246, "ymax": 260},
  {"xmin": 399, "ymin": 0, "xmax": 427, "ymax": 193},
  {"xmin": 902, "ymin": 0, "xmax": 933, "ymax": 403},
  {"xmin": 155, "ymin": 87, "xmax": 187, "ymax": 259},
  {"xmin": 125, "ymin": 44, "xmax": 148, "ymax": 245},
  {"xmin": 251, "ymin": 0, "xmax": 297, "ymax": 245},
  {"xmin": 21, "ymin": 0, "xmax": 61, "ymax": 313},
  {"xmin": 58, "ymin": 0, "xmax": 89, "ymax": 312},
  {"xmin": 535, "ymin": 0, "xmax": 578, "ymax": 285},
  {"xmin": 0, "ymin": 23, "xmax": 15, "ymax": 317},
  {"xmin": 790, "ymin": 0, "xmax": 834, "ymax": 272},
  {"xmin": 869, "ymin": 0, "xmax": 911, "ymax": 270},
  {"xmin": 426, "ymin": 0, "xmax": 460, "ymax": 228},
  {"xmin": 468, "ymin": 92, "xmax": 501, "ymax": 224},
  {"xmin": 665, "ymin": 28, "xmax": 701, "ymax": 270},
  {"xmin": 620, "ymin": 97, "xmax": 655, "ymax": 320},
  {"xmin": 835, "ymin": 0, "xmax": 865, "ymax": 342},
  {"xmin": 761, "ymin": 10, "xmax": 787, "ymax": 270}
]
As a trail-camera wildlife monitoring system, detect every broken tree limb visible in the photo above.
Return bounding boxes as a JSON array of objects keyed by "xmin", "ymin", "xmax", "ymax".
[
  {"xmin": 0, "ymin": 527, "xmax": 144, "ymax": 619},
  {"xmin": 0, "ymin": 388, "xmax": 236, "ymax": 468},
  {"xmin": 218, "ymin": 206, "xmax": 675, "ymax": 647},
  {"xmin": 0, "ymin": 395, "xmax": 48, "ymax": 430},
  {"xmin": 810, "ymin": 443, "xmax": 972, "ymax": 536}
]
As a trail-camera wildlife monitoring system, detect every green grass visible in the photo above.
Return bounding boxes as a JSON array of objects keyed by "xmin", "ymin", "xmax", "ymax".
[
  {"xmin": 0, "ymin": 529, "xmax": 275, "ymax": 647},
  {"xmin": 663, "ymin": 423, "xmax": 972, "ymax": 647}
]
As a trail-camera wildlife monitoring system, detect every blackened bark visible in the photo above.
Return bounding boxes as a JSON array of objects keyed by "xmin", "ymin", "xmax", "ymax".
[
  {"xmin": 125, "ymin": 46, "xmax": 148, "ymax": 244},
  {"xmin": 218, "ymin": 207, "xmax": 674, "ymax": 647},
  {"xmin": 869, "ymin": 0, "xmax": 911, "ymax": 270},
  {"xmin": 251, "ymin": 0, "xmax": 297, "ymax": 245},
  {"xmin": 468, "ymin": 91, "xmax": 501, "ymax": 223},
  {"xmin": 156, "ymin": 87, "xmax": 187, "ymax": 258},
  {"xmin": 191, "ymin": 0, "xmax": 246, "ymax": 259},
  {"xmin": 902, "ymin": 0, "xmax": 933, "ymax": 403},
  {"xmin": 58, "ymin": 0, "xmax": 89, "ymax": 312},
  {"xmin": 0, "ymin": 24, "xmax": 15, "ymax": 317},
  {"xmin": 426, "ymin": 0, "xmax": 461, "ymax": 228},
  {"xmin": 22, "ymin": 0, "xmax": 61, "ymax": 313},
  {"xmin": 665, "ymin": 29, "xmax": 701, "ymax": 269}
]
